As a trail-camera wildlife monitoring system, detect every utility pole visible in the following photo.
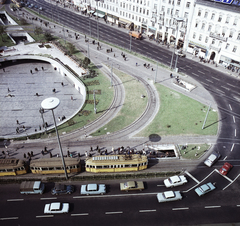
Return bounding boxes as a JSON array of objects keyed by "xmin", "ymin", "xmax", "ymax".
[
  {"xmin": 93, "ymin": 90, "xmax": 97, "ymax": 114},
  {"xmin": 154, "ymin": 63, "xmax": 158, "ymax": 83},
  {"xmin": 130, "ymin": 34, "xmax": 132, "ymax": 52}
]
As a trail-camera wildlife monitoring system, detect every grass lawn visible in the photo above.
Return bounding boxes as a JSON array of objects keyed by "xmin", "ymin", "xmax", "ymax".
[
  {"xmin": 179, "ymin": 144, "xmax": 210, "ymax": 159},
  {"xmin": 135, "ymin": 84, "xmax": 218, "ymax": 137},
  {"xmin": 91, "ymin": 67, "xmax": 148, "ymax": 136}
]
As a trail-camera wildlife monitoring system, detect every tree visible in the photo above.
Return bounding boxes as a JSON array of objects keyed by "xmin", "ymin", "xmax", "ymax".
[
  {"xmin": 44, "ymin": 31, "xmax": 53, "ymax": 41},
  {"xmin": 19, "ymin": 18, "xmax": 28, "ymax": 26},
  {"xmin": 66, "ymin": 43, "xmax": 75, "ymax": 55},
  {"xmin": 0, "ymin": 25, "xmax": 7, "ymax": 42},
  {"xmin": 83, "ymin": 57, "xmax": 91, "ymax": 68},
  {"xmin": 34, "ymin": 27, "xmax": 43, "ymax": 37}
]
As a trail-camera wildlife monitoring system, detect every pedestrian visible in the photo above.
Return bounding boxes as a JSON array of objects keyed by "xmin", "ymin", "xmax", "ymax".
[
  {"xmin": 52, "ymin": 88, "xmax": 56, "ymax": 93},
  {"xmin": 42, "ymin": 66, "xmax": 44, "ymax": 70},
  {"xmin": 90, "ymin": 146, "xmax": 93, "ymax": 152},
  {"xmin": 85, "ymin": 150, "xmax": 88, "ymax": 157},
  {"xmin": 28, "ymin": 152, "xmax": 31, "ymax": 158},
  {"xmin": 31, "ymin": 151, "xmax": 33, "ymax": 157},
  {"xmin": 114, "ymin": 54, "xmax": 115, "ymax": 57},
  {"xmin": 39, "ymin": 125, "xmax": 41, "ymax": 130},
  {"xmin": 112, "ymin": 147, "xmax": 114, "ymax": 153},
  {"xmin": 16, "ymin": 120, "xmax": 19, "ymax": 125},
  {"xmin": 78, "ymin": 152, "xmax": 80, "ymax": 157},
  {"xmin": 41, "ymin": 150, "xmax": 44, "ymax": 156},
  {"xmin": 44, "ymin": 146, "xmax": 47, "ymax": 152},
  {"xmin": 6, "ymin": 150, "xmax": 9, "ymax": 157},
  {"xmin": 23, "ymin": 125, "xmax": 26, "ymax": 131},
  {"xmin": 3, "ymin": 68, "xmax": 5, "ymax": 72},
  {"xmin": 152, "ymin": 68, "xmax": 154, "ymax": 71},
  {"xmin": 30, "ymin": 70, "xmax": 32, "ymax": 74},
  {"xmin": 24, "ymin": 153, "xmax": 26, "ymax": 158},
  {"xmin": 61, "ymin": 82, "xmax": 64, "ymax": 86},
  {"xmin": 96, "ymin": 145, "xmax": 99, "ymax": 151},
  {"xmin": 16, "ymin": 127, "xmax": 19, "ymax": 133},
  {"xmin": 67, "ymin": 150, "xmax": 70, "ymax": 157},
  {"xmin": 124, "ymin": 57, "xmax": 126, "ymax": 61},
  {"xmin": 71, "ymin": 96, "xmax": 73, "ymax": 101},
  {"xmin": 111, "ymin": 48, "xmax": 112, "ymax": 52},
  {"xmin": 136, "ymin": 62, "xmax": 138, "ymax": 66},
  {"xmin": 170, "ymin": 73, "xmax": 173, "ymax": 78},
  {"xmin": 58, "ymin": 117, "xmax": 61, "ymax": 121},
  {"xmin": 8, "ymin": 87, "xmax": 10, "ymax": 92}
]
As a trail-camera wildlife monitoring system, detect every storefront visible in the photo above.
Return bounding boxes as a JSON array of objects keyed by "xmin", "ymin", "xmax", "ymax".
[
  {"xmin": 141, "ymin": 24, "xmax": 147, "ymax": 33},
  {"xmin": 94, "ymin": 9, "xmax": 105, "ymax": 19},
  {"xmin": 118, "ymin": 18, "xmax": 132, "ymax": 29},
  {"xmin": 147, "ymin": 26, "xmax": 156, "ymax": 38},
  {"xmin": 187, "ymin": 41, "xmax": 207, "ymax": 57},
  {"xmin": 107, "ymin": 14, "xmax": 119, "ymax": 24}
]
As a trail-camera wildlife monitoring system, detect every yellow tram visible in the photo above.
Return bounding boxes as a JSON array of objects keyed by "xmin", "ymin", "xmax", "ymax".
[
  {"xmin": 85, "ymin": 154, "xmax": 148, "ymax": 173},
  {"xmin": 30, "ymin": 157, "xmax": 81, "ymax": 174},
  {"xmin": 0, "ymin": 159, "xmax": 28, "ymax": 176}
]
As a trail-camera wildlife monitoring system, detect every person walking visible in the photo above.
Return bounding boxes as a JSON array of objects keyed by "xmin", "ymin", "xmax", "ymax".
[
  {"xmin": 136, "ymin": 63, "xmax": 138, "ymax": 66},
  {"xmin": 16, "ymin": 120, "xmax": 19, "ymax": 125},
  {"xmin": 3, "ymin": 68, "xmax": 5, "ymax": 72},
  {"xmin": 24, "ymin": 153, "xmax": 26, "ymax": 158},
  {"xmin": 8, "ymin": 88, "xmax": 10, "ymax": 92},
  {"xmin": 71, "ymin": 96, "xmax": 73, "ymax": 101}
]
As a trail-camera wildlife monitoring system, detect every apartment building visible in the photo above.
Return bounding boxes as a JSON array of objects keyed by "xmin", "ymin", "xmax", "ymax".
[{"xmin": 72, "ymin": 0, "xmax": 240, "ymax": 69}]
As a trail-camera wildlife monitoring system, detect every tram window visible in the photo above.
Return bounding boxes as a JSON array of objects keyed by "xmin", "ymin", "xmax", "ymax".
[
  {"xmin": 125, "ymin": 165, "xmax": 130, "ymax": 167},
  {"xmin": 42, "ymin": 167, "xmax": 48, "ymax": 170},
  {"xmin": 56, "ymin": 167, "xmax": 62, "ymax": 170},
  {"xmin": 96, "ymin": 166, "xmax": 102, "ymax": 169},
  {"xmin": 132, "ymin": 164, "xmax": 137, "ymax": 167},
  {"xmin": 103, "ymin": 165, "xmax": 108, "ymax": 168},
  {"xmin": 0, "ymin": 169, "xmax": 6, "ymax": 172},
  {"xmin": 49, "ymin": 167, "xmax": 54, "ymax": 170},
  {"xmin": 6, "ymin": 169, "xmax": 14, "ymax": 172}
]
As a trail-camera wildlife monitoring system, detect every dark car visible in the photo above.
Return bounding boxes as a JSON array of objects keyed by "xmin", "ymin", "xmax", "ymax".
[{"xmin": 51, "ymin": 184, "xmax": 74, "ymax": 195}]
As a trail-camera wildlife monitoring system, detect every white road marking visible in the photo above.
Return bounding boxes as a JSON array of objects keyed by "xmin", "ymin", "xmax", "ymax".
[
  {"xmin": 237, "ymin": 205, "xmax": 240, "ymax": 207},
  {"xmin": 172, "ymin": 207, "xmax": 189, "ymax": 211},
  {"xmin": 223, "ymin": 156, "xmax": 227, "ymax": 160},
  {"xmin": 215, "ymin": 88, "xmax": 225, "ymax": 94},
  {"xmin": 230, "ymin": 143, "xmax": 235, "ymax": 152},
  {"xmin": 192, "ymin": 73, "xmax": 199, "ymax": 77},
  {"xmin": 198, "ymin": 70, "xmax": 205, "ymax": 74},
  {"xmin": 206, "ymin": 79, "xmax": 213, "ymax": 83},
  {"xmin": 0, "ymin": 217, "xmax": 18, "ymax": 220},
  {"xmin": 223, "ymin": 174, "xmax": 240, "ymax": 190},
  {"xmin": 40, "ymin": 197, "xmax": 57, "ymax": 200},
  {"xmin": 73, "ymin": 192, "xmax": 158, "ymax": 199},
  {"xmin": 233, "ymin": 116, "xmax": 236, "ymax": 123},
  {"xmin": 235, "ymin": 129, "xmax": 237, "ymax": 137},
  {"xmin": 157, "ymin": 185, "xmax": 165, "ymax": 187},
  {"xmin": 215, "ymin": 169, "xmax": 233, "ymax": 183},
  {"xmin": 139, "ymin": 209, "xmax": 156, "ymax": 213},
  {"xmin": 229, "ymin": 104, "xmax": 232, "ymax": 111},
  {"xmin": 71, "ymin": 213, "xmax": 89, "ymax": 216},
  {"xmin": 221, "ymin": 86, "xmax": 230, "ymax": 91},
  {"xmin": 204, "ymin": 206, "xmax": 221, "ymax": 209},
  {"xmin": 36, "ymin": 215, "xmax": 54, "ymax": 218},
  {"xmin": 227, "ymin": 83, "xmax": 236, "ymax": 88},
  {"xmin": 7, "ymin": 199, "xmax": 24, "ymax": 202},
  {"xmin": 212, "ymin": 77, "xmax": 220, "ymax": 81},
  {"xmin": 105, "ymin": 211, "xmax": 123, "ymax": 215},
  {"xmin": 185, "ymin": 171, "xmax": 200, "ymax": 184}
]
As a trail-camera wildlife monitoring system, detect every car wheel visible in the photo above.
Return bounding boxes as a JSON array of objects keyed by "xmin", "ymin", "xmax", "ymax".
[
  {"xmin": 87, "ymin": 193, "xmax": 89, "ymax": 196},
  {"xmin": 68, "ymin": 192, "xmax": 72, "ymax": 195},
  {"xmin": 101, "ymin": 193, "xmax": 104, "ymax": 195}
]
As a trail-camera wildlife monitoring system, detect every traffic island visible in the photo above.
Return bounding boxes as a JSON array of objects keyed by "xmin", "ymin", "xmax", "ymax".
[{"xmin": 173, "ymin": 77, "xmax": 196, "ymax": 92}]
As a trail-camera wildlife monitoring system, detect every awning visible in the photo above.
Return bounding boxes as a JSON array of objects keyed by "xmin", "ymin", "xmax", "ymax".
[
  {"xmin": 88, "ymin": 10, "xmax": 95, "ymax": 13},
  {"xmin": 146, "ymin": 32, "xmax": 154, "ymax": 36},
  {"xmin": 94, "ymin": 13, "xmax": 105, "ymax": 18}
]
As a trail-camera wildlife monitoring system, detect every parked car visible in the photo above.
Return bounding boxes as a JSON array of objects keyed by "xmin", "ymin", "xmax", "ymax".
[
  {"xmin": 120, "ymin": 181, "xmax": 144, "ymax": 192},
  {"xmin": 44, "ymin": 202, "xmax": 69, "ymax": 214},
  {"xmin": 51, "ymin": 183, "xmax": 74, "ymax": 195},
  {"xmin": 219, "ymin": 162, "xmax": 233, "ymax": 175},
  {"xmin": 164, "ymin": 175, "xmax": 187, "ymax": 188},
  {"xmin": 80, "ymin": 183, "xmax": 106, "ymax": 195},
  {"xmin": 204, "ymin": 151, "xmax": 221, "ymax": 167},
  {"xmin": 157, "ymin": 191, "xmax": 182, "ymax": 203},
  {"xmin": 195, "ymin": 182, "xmax": 216, "ymax": 196}
]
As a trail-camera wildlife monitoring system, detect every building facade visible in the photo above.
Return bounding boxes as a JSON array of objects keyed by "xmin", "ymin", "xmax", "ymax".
[{"xmin": 72, "ymin": 0, "xmax": 240, "ymax": 69}]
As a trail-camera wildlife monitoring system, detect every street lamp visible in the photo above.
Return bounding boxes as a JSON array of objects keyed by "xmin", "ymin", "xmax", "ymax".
[
  {"xmin": 39, "ymin": 107, "xmax": 47, "ymax": 134},
  {"xmin": 41, "ymin": 97, "xmax": 68, "ymax": 180},
  {"xmin": 170, "ymin": 17, "xmax": 184, "ymax": 70},
  {"xmin": 96, "ymin": 0, "xmax": 100, "ymax": 40}
]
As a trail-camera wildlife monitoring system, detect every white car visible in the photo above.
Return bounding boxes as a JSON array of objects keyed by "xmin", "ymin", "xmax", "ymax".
[
  {"xmin": 157, "ymin": 191, "xmax": 182, "ymax": 203},
  {"xmin": 195, "ymin": 182, "xmax": 216, "ymax": 196},
  {"xmin": 44, "ymin": 202, "xmax": 69, "ymax": 214},
  {"xmin": 164, "ymin": 175, "xmax": 187, "ymax": 188},
  {"xmin": 80, "ymin": 183, "xmax": 106, "ymax": 195},
  {"xmin": 204, "ymin": 152, "xmax": 221, "ymax": 167}
]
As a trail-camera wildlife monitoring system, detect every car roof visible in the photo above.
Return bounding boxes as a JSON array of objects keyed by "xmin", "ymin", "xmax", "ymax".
[
  {"xmin": 126, "ymin": 181, "xmax": 135, "ymax": 187},
  {"xmin": 88, "ymin": 184, "xmax": 97, "ymax": 190},
  {"xmin": 51, "ymin": 202, "xmax": 60, "ymax": 209},
  {"xmin": 164, "ymin": 191, "xmax": 175, "ymax": 198},
  {"xmin": 55, "ymin": 184, "xmax": 65, "ymax": 190},
  {"xmin": 170, "ymin": 176, "xmax": 180, "ymax": 183}
]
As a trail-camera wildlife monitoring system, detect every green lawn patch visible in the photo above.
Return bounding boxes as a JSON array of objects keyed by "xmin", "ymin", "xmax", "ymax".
[
  {"xmin": 91, "ymin": 68, "xmax": 148, "ymax": 136},
  {"xmin": 135, "ymin": 84, "xmax": 218, "ymax": 137},
  {"xmin": 179, "ymin": 144, "xmax": 210, "ymax": 159}
]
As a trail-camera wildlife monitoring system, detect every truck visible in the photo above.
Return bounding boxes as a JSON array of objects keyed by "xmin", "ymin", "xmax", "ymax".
[
  {"xmin": 120, "ymin": 181, "xmax": 144, "ymax": 192},
  {"xmin": 129, "ymin": 31, "xmax": 142, "ymax": 40},
  {"xmin": 20, "ymin": 181, "xmax": 45, "ymax": 195}
]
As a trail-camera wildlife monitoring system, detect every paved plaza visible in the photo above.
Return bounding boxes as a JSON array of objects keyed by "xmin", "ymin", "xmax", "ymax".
[{"xmin": 0, "ymin": 44, "xmax": 85, "ymax": 139}]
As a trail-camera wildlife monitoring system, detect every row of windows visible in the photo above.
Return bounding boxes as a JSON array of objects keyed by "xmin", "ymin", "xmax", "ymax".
[
  {"xmin": 0, "ymin": 167, "xmax": 25, "ymax": 172},
  {"xmin": 197, "ymin": 10, "xmax": 238, "ymax": 26},
  {"xmin": 192, "ymin": 33, "xmax": 238, "ymax": 52},
  {"xmin": 30, "ymin": 165, "xmax": 80, "ymax": 171},
  {"xmin": 86, "ymin": 162, "xmax": 147, "ymax": 169}
]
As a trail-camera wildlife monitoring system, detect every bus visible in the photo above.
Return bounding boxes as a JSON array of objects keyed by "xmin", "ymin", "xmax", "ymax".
[
  {"xmin": 30, "ymin": 157, "xmax": 81, "ymax": 174},
  {"xmin": 85, "ymin": 154, "xmax": 148, "ymax": 173},
  {"xmin": 0, "ymin": 159, "xmax": 28, "ymax": 176}
]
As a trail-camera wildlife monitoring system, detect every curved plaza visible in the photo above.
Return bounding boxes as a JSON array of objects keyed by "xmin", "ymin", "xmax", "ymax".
[{"xmin": 0, "ymin": 43, "xmax": 86, "ymax": 139}]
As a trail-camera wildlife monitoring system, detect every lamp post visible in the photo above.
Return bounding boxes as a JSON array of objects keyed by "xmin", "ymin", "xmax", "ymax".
[
  {"xmin": 96, "ymin": 0, "xmax": 100, "ymax": 40},
  {"xmin": 170, "ymin": 18, "xmax": 184, "ymax": 70},
  {"xmin": 41, "ymin": 97, "xmax": 68, "ymax": 180},
  {"xmin": 39, "ymin": 107, "xmax": 47, "ymax": 134}
]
